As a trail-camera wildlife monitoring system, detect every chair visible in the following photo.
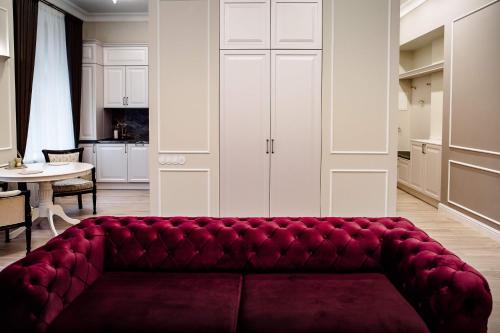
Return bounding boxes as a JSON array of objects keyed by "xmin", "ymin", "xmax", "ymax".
[
  {"xmin": 42, "ymin": 148, "xmax": 97, "ymax": 214},
  {"xmin": 0, "ymin": 184, "xmax": 32, "ymax": 254}
]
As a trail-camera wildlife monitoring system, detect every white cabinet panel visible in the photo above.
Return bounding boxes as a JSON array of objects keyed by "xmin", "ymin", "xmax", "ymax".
[
  {"xmin": 423, "ymin": 144, "xmax": 441, "ymax": 200},
  {"xmin": 80, "ymin": 144, "xmax": 96, "ymax": 166},
  {"xmin": 409, "ymin": 141, "xmax": 442, "ymax": 200},
  {"xmin": 410, "ymin": 142, "xmax": 424, "ymax": 189},
  {"xmin": 220, "ymin": 0, "xmax": 270, "ymax": 49},
  {"xmin": 80, "ymin": 65, "xmax": 96, "ymax": 140},
  {"xmin": 96, "ymin": 144, "xmax": 127, "ymax": 182},
  {"xmin": 103, "ymin": 47, "xmax": 148, "ymax": 66},
  {"xmin": 271, "ymin": 0, "xmax": 322, "ymax": 49},
  {"xmin": 397, "ymin": 157, "xmax": 410, "ymax": 185},
  {"xmin": 127, "ymin": 144, "xmax": 149, "ymax": 182},
  {"xmin": 220, "ymin": 50, "xmax": 271, "ymax": 217},
  {"xmin": 104, "ymin": 66, "xmax": 126, "ymax": 108},
  {"xmin": 82, "ymin": 43, "xmax": 102, "ymax": 65},
  {"xmin": 270, "ymin": 50, "xmax": 321, "ymax": 216},
  {"xmin": 126, "ymin": 66, "xmax": 149, "ymax": 108}
]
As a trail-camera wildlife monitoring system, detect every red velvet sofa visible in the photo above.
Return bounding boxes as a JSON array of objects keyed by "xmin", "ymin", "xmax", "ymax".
[{"xmin": 0, "ymin": 217, "xmax": 492, "ymax": 333}]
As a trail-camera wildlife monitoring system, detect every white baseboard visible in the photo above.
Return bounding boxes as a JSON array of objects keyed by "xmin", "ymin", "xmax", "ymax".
[{"xmin": 438, "ymin": 203, "xmax": 500, "ymax": 241}]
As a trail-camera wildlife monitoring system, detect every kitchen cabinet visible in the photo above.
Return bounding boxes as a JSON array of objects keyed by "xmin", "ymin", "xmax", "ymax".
[
  {"xmin": 103, "ymin": 46, "xmax": 148, "ymax": 66},
  {"xmin": 407, "ymin": 140, "xmax": 442, "ymax": 200},
  {"xmin": 96, "ymin": 144, "xmax": 128, "ymax": 183},
  {"xmin": 103, "ymin": 66, "xmax": 126, "ymax": 108},
  {"xmin": 82, "ymin": 42, "xmax": 103, "ymax": 65},
  {"xmin": 91, "ymin": 143, "xmax": 149, "ymax": 184},
  {"xmin": 126, "ymin": 67, "xmax": 149, "ymax": 108},
  {"xmin": 80, "ymin": 144, "xmax": 96, "ymax": 166},
  {"xmin": 397, "ymin": 157, "xmax": 410, "ymax": 186},
  {"xmin": 422, "ymin": 144, "xmax": 441, "ymax": 199},
  {"xmin": 271, "ymin": 0, "xmax": 322, "ymax": 49},
  {"xmin": 80, "ymin": 41, "xmax": 110, "ymax": 141},
  {"xmin": 104, "ymin": 65, "xmax": 148, "ymax": 108},
  {"xmin": 127, "ymin": 144, "xmax": 149, "ymax": 182}
]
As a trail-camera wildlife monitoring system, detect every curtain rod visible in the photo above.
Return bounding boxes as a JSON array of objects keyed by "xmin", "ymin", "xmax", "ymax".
[{"xmin": 39, "ymin": 0, "xmax": 68, "ymax": 16}]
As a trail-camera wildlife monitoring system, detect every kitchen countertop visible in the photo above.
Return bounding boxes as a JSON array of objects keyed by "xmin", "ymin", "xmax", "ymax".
[
  {"xmin": 410, "ymin": 138, "xmax": 442, "ymax": 146},
  {"xmin": 80, "ymin": 139, "xmax": 149, "ymax": 144}
]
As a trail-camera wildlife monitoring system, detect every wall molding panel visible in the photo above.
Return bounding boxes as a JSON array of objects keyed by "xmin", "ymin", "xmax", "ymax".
[
  {"xmin": 157, "ymin": 0, "xmax": 212, "ymax": 154},
  {"xmin": 329, "ymin": 169, "xmax": 389, "ymax": 217},
  {"xmin": 448, "ymin": 160, "xmax": 500, "ymax": 226},
  {"xmin": 329, "ymin": 0, "xmax": 392, "ymax": 155},
  {"xmin": 448, "ymin": 0, "xmax": 500, "ymax": 156},
  {"xmin": 158, "ymin": 168, "xmax": 211, "ymax": 216}
]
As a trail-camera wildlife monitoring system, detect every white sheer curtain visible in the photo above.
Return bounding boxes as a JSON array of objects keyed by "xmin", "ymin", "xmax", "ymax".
[{"xmin": 24, "ymin": 3, "xmax": 74, "ymax": 163}]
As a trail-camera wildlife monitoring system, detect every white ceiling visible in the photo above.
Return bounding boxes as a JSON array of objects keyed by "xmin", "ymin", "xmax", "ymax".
[{"xmin": 64, "ymin": 0, "xmax": 148, "ymax": 14}]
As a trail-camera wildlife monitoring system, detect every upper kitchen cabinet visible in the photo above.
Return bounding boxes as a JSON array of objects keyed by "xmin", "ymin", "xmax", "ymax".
[
  {"xmin": 271, "ymin": 0, "xmax": 322, "ymax": 49},
  {"xmin": 82, "ymin": 41, "xmax": 103, "ymax": 65},
  {"xmin": 103, "ymin": 45, "xmax": 149, "ymax": 108},
  {"xmin": 103, "ymin": 46, "xmax": 148, "ymax": 66},
  {"xmin": 104, "ymin": 66, "xmax": 126, "ymax": 107},
  {"xmin": 126, "ymin": 66, "xmax": 149, "ymax": 108},
  {"xmin": 80, "ymin": 41, "xmax": 110, "ymax": 140},
  {"xmin": 220, "ymin": 0, "xmax": 270, "ymax": 49}
]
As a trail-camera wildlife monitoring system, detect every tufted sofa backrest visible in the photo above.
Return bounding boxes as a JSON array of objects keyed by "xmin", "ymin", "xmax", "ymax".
[{"xmin": 78, "ymin": 216, "xmax": 418, "ymax": 273}]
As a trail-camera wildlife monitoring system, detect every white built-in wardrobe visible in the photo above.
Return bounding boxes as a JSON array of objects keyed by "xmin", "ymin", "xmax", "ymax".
[{"xmin": 220, "ymin": 0, "xmax": 322, "ymax": 217}]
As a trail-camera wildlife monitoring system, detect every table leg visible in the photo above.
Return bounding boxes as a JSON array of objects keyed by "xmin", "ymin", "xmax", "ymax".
[{"xmin": 38, "ymin": 182, "xmax": 80, "ymax": 236}]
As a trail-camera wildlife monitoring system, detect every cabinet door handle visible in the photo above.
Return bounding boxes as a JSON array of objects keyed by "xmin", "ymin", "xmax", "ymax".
[
  {"xmin": 125, "ymin": 145, "xmax": 128, "ymax": 154},
  {"xmin": 271, "ymin": 139, "xmax": 275, "ymax": 154},
  {"xmin": 126, "ymin": 97, "xmax": 129, "ymax": 106},
  {"xmin": 123, "ymin": 97, "xmax": 126, "ymax": 106},
  {"xmin": 266, "ymin": 139, "xmax": 270, "ymax": 154},
  {"xmin": 422, "ymin": 144, "xmax": 426, "ymax": 154},
  {"xmin": 92, "ymin": 144, "xmax": 95, "ymax": 154}
]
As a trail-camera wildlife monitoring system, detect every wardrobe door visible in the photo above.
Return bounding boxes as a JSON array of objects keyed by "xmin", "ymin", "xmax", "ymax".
[
  {"xmin": 271, "ymin": 0, "xmax": 322, "ymax": 49},
  {"xmin": 220, "ymin": 0, "xmax": 270, "ymax": 49},
  {"xmin": 220, "ymin": 50, "xmax": 271, "ymax": 217},
  {"xmin": 270, "ymin": 50, "xmax": 322, "ymax": 216}
]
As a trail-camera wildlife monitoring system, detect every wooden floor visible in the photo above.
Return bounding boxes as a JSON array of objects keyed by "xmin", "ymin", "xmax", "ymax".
[{"xmin": 0, "ymin": 189, "xmax": 499, "ymax": 331}]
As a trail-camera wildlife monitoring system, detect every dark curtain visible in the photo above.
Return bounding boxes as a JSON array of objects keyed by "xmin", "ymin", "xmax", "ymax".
[
  {"xmin": 65, "ymin": 14, "xmax": 83, "ymax": 147},
  {"xmin": 13, "ymin": 0, "xmax": 39, "ymax": 156}
]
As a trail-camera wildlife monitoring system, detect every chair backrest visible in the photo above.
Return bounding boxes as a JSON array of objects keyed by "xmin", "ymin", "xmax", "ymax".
[{"xmin": 42, "ymin": 147, "xmax": 84, "ymax": 163}]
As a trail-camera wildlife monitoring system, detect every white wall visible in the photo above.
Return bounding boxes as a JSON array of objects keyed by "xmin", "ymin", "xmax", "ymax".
[
  {"xmin": 400, "ymin": 0, "xmax": 493, "ymax": 44},
  {"xmin": 149, "ymin": 0, "xmax": 399, "ymax": 217},
  {"xmin": 0, "ymin": 0, "xmax": 16, "ymax": 165},
  {"xmin": 83, "ymin": 21, "xmax": 148, "ymax": 43},
  {"xmin": 322, "ymin": 0, "xmax": 399, "ymax": 216}
]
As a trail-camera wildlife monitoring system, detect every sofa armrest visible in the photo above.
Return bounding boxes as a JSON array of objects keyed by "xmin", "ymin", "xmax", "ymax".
[
  {"xmin": 382, "ymin": 228, "xmax": 492, "ymax": 333},
  {"xmin": 0, "ymin": 224, "xmax": 105, "ymax": 333}
]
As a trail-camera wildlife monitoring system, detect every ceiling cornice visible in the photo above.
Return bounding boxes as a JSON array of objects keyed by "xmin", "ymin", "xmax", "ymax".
[
  {"xmin": 400, "ymin": 0, "xmax": 428, "ymax": 18},
  {"xmin": 46, "ymin": 0, "xmax": 148, "ymax": 22},
  {"xmin": 86, "ymin": 12, "xmax": 148, "ymax": 22}
]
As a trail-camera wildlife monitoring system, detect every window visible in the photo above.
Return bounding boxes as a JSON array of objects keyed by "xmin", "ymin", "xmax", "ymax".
[{"xmin": 24, "ymin": 3, "xmax": 74, "ymax": 163}]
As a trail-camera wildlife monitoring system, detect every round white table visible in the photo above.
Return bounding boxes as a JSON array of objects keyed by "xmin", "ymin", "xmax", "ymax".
[{"xmin": 0, "ymin": 162, "xmax": 93, "ymax": 236}]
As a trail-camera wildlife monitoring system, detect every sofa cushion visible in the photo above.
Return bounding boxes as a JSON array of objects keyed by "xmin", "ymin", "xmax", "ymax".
[
  {"xmin": 238, "ymin": 273, "xmax": 430, "ymax": 333},
  {"xmin": 48, "ymin": 272, "xmax": 242, "ymax": 333}
]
